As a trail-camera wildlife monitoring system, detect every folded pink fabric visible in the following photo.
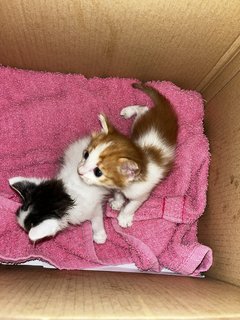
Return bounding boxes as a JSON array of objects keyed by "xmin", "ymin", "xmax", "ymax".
[{"xmin": 0, "ymin": 66, "xmax": 212, "ymax": 275}]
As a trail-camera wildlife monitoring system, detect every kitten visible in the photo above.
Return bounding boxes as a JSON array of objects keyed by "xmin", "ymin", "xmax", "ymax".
[
  {"xmin": 78, "ymin": 83, "xmax": 178, "ymax": 228},
  {"xmin": 9, "ymin": 136, "xmax": 109, "ymax": 244}
]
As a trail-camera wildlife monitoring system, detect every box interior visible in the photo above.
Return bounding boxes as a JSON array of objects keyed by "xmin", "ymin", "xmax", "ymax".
[{"xmin": 0, "ymin": 0, "xmax": 240, "ymax": 318}]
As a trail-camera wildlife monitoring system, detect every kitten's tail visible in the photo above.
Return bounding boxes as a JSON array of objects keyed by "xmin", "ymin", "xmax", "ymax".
[
  {"xmin": 132, "ymin": 82, "xmax": 178, "ymax": 144},
  {"xmin": 132, "ymin": 82, "xmax": 168, "ymax": 108}
]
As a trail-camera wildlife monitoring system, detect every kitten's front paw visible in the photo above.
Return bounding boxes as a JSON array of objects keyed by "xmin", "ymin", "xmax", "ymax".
[
  {"xmin": 93, "ymin": 230, "xmax": 107, "ymax": 244},
  {"xmin": 109, "ymin": 197, "xmax": 125, "ymax": 211},
  {"xmin": 117, "ymin": 212, "xmax": 133, "ymax": 228}
]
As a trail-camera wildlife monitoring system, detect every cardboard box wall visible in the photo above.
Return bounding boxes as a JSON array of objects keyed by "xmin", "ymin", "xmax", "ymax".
[{"xmin": 0, "ymin": 0, "xmax": 240, "ymax": 319}]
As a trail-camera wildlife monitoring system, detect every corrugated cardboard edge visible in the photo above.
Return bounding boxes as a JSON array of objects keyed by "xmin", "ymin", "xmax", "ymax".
[{"xmin": 198, "ymin": 34, "xmax": 240, "ymax": 101}]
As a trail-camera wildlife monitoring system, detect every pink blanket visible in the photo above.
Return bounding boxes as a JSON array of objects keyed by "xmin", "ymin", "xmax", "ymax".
[{"xmin": 0, "ymin": 66, "xmax": 212, "ymax": 275}]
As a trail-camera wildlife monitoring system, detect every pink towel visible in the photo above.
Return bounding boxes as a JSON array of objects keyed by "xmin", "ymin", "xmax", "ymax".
[{"xmin": 0, "ymin": 66, "xmax": 212, "ymax": 275}]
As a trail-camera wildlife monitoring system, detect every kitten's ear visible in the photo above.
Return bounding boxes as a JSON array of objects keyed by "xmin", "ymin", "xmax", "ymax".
[
  {"xmin": 28, "ymin": 219, "xmax": 60, "ymax": 242},
  {"xmin": 98, "ymin": 113, "xmax": 115, "ymax": 134},
  {"xmin": 9, "ymin": 177, "xmax": 36, "ymax": 200},
  {"xmin": 118, "ymin": 158, "xmax": 140, "ymax": 182}
]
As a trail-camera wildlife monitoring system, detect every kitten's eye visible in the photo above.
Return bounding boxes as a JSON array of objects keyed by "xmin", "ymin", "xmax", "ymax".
[
  {"xmin": 83, "ymin": 150, "xmax": 89, "ymax": 160},
  {"xmin": 93, "ymin": 167, "xmax": 103, "ymax": 177}
]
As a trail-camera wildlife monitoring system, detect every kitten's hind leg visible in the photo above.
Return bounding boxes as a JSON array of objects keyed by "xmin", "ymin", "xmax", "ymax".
[
  {"xmin": 120, "ymin": 105, "xmax": 149, "ymax": 119},
  {"xmin": 91, "ymin": 208, "xmax": 107, "ymax": 244}
]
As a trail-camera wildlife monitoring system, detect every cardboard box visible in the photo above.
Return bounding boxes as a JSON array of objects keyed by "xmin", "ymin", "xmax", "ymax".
[{"xmin": 0, "ymin": 0, "xmax": 240, "ymax": 319}]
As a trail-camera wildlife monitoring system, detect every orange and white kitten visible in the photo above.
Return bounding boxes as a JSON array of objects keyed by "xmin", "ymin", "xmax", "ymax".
[{"xmin": 78, "ymin": 83, "xmax": 178, "ymax": 228}]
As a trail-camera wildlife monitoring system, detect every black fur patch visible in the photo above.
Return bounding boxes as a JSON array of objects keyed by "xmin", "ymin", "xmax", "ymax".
[{"xmin": 13, "ymin": 179, "xmax": 75, "ymax": 231}]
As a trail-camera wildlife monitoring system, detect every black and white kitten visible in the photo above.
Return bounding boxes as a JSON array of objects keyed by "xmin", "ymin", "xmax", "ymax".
[{"xmin": 9, "ymin": 136, "xmax": 110, "ymax": 244}]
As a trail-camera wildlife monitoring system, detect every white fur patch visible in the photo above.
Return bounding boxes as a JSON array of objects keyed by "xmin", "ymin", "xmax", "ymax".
[
  {"xmin": 28, "ymin": 219, "xmax": 61, "ymax": 242},
  {"xmin": 60, "ymin": 136, "xmax": 91, "ymax": 169},
  {"xmin": 136, "ymin": 128, "xmax": 175, "ymax": 160},
  {"xmin": 9, "ymin": 176, "xmax": 44, "ymax": 187},
  {"xmin": 123, "ymin": 161, "xmax": 165, "ymax": 200},
  {"xmin": 57, "ymin": 135, "xmax": 109, "ymax": 235}
]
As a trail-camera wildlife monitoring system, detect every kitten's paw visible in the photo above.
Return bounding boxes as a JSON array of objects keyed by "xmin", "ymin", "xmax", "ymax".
[
  {"xmin": 117, "ymin": 212, "xmax": 133, "ymax": 228},
  {"xmin": 109, "ymin": 197, "xmax": 125, "ymax": 211},
  {"xmin": 93, "ymin": 230, "xmax": 107, "ymax": 244},
  {"xmin": 120, "ymin": 106, "xmax": 135, "ymax": 119}
]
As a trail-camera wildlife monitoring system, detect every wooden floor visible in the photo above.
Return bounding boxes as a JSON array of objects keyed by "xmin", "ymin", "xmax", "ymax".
[{"xmin": 0, "ymin": 266, "xmax": 240, "ymax": 319}]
